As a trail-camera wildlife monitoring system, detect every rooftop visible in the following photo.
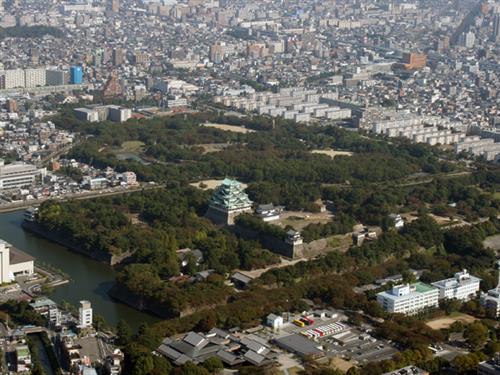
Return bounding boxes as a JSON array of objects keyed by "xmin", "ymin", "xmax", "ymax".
[
  {"xmin": 378, "ymin": 282, "xmax": 438, "ymax": 300},
  {"xmin": 208, "ymin": 178, "xmax": 253, "ymax": 211},
  {"xmin": 274, "ymin": 334, "xmax": 324, "ymax": 358},
  {"xmin": 382, "ymin": 366, "xmax": 428, "ymax": 375},
  {"xmin": 9, "ymin": 245, "xmax": 35, "ymax": 265},
  {"xmin": 414, "ymin": 282, "xmax": 435, "ymax": 293}
]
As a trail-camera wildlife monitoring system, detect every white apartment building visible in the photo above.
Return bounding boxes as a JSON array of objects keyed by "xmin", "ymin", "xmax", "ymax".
[
  {"xmin": 0, "ymin": 160, "xmax": 46, "ymax": 190},
  {"xmin": 78, "ymin": 300, "xmax": 93, "ymax": 328},
  {"xmin": 25, "ymin": 69, "xmax": 46, "ymax": 88},
  {"xmin": 432, "ymin": 269, "xmax": 481, "ymax": 301},
  {"xmin": 377, "ymin": 282, "xmax": 439, "ymax": 315},
  {"xmin": 481, "ymin": 288, "xmax": 500, "ymax": 317},
  {"xmin": 0, "ymin": 240, "xmax": 35, "ymax": 283},
  {"xmin": 4, "ymin": 69, "xmax": 26, "ymax": 89}
]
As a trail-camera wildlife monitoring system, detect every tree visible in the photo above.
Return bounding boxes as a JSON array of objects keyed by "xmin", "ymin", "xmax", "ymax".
[
  {"xmin": 195, "ymin": 311, "xmax": 217, "ymax": 332},
  {"xmin": 173, "ymin": 362, "xmax": 210, "ymax": 375},
  {"xmin": 150, "ymin": 355, "xmax": 172, "ymax": 375},
  {"xmin": 449, "ymin": 320, "xmax": 464, "ymax": 333},
  {"xmin": 31, "ymin": 362, "xmax": 46, "ymax": 375},
  {"xmin": 464, "ymin": 322, "xmax": 488, "ymax": 350},
  {"xmin": 346, "ymin": 367, "xmax": 361, "ymax": 375},
  {"xmin": 202, "ymin": 357, "xmax": 224, "ymax": 373},
  {"xmin": 123, "ymin": 343, "xmax": 154, "ymax": 375},
  {"xmin": 451, "ymin": 354, "xmax": 482, "ymax": 374},
  {"xmin": 93, "ymin": 313, "xmax": 108, "ymax": 332},
  {"xmin": 116, "ymin": 319, "xmax": 133, "ymax": 346},
  {"xmin": 135, "ymin": 323, "xmax": 160, "ymax": 349},
  {"xmin": 439, "ymin": 298, "xmax": 461, "ymax": 314}
]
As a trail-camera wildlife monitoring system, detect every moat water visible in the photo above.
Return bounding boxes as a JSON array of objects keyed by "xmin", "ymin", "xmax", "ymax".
[{"xmin": 0, "ymin": 210, "xmax": 159, "ymax": 330}]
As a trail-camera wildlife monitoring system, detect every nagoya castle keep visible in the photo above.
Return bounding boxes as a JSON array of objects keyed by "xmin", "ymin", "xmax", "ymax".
[{"xmin": 205, "ymin": 178, "xmax": 253, "ymax": 225}]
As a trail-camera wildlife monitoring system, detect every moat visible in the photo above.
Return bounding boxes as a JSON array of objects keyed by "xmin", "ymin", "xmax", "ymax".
[{"xmin": 0, "ymin": 210, "xmax": 159, "ymax": 330}]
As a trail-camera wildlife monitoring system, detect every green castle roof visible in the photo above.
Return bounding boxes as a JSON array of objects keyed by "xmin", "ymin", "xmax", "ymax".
[{"xmin": 209, "ymin": 179, "xmax": 253, "ymax": 211}]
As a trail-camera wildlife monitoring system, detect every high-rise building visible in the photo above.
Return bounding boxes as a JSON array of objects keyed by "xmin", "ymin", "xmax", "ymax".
[
  {"xmin": 29, "ymin": 48, "xmax": 39, "ymax": 65},
  {"xmin": 4, "ymin": 69, "xmax": 25, "ymax": 89},
  {"xmin": 402, "ymin": 52, "xmax": 427, "ymax": 69},
  {"xmin": 209, "ymin": 42, "xmax": 225, "ymax": 63},
  {"xmin": 46, "ymin": 70, "xmax": 67, "ymax": 86},
  {"xmin": 6, "ymin": 99, "xmax": 17, "ymax": 113},
  {"xmin": 132, "ymin": 51, "xmax": 149, "ymax": 65},
  {"xmin": 24, "ymin": 68, "xmax": 46, "ymax": 88},
  {"xmin": 112, "ymin": 48, "xmax": 125, "ymax": 66},
  {"xmin": 464, "ymin": 31, "xmax": 476, "ymax": 48},
  {"xmin": 78, "ymin": 300, "xmax": 93, "ymax": 328},
  {"xmin": 70, "ymin": 66, "xmax": 83, "ymax": 84},
  {"xmin": 493, "ymin": 14, "xmax": 500, "ymax": 42},
  {"xmin": 109, "ymin": 0, "xmax": 119, "ymax": 12}
]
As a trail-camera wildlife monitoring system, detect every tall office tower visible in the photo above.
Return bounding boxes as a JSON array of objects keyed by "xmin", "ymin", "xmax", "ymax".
[
  {"xmin": 70, "ymin": 66, "xmax": 83, "ymax": 84},
  {"xmin": 465, "ymin": 31, "xmax": 475, "ymax": 48},
  {"xmin": 30, "ymin": 48, "xmax": 39, "ymax": 65},
  {"xmin": 209, "ymin": 42, "xmax": 225, "ymax": 63},
  {"xmin": 6, "ymin": 99, "xmax": 17, "ymax": 113},
  {"xmin": 94, "ymin": 49, "xmax": 104, "ymax": 67},
  {"xmin": 493, "ymin": 14, "xmax": 500, "ymax": 42},
  {"xmin": 78, "ymin": 300, "xmax": 93, "ymax": 328},
  {"xmin": 112, "ymin": 48, "xmax": 125, "ymax": 66},
  {"xmin": 109, "ymin": 0, "xmax": 119, "ymax": 12}
]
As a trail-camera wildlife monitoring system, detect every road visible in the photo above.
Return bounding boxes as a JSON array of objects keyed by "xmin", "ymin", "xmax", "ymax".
[{"xmin": 0, "ymin": 183, "xmax": 163, "ymax": 213}]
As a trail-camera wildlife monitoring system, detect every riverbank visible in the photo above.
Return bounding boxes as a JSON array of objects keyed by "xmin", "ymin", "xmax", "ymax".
[
  {"xmin": 108, "ymin": 285, "xmax": 177, "ymax": 319},
  {"xmin": 108, "ymin": 284, "xmax": 221, "ymax": 320}
]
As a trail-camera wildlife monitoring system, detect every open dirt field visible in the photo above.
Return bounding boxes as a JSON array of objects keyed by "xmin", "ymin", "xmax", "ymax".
[
  {"xmin": 192, "ymin": 143, "xmax": 231, "ymax": 154},
  {"xmin": 201, "ymin": 122, "xmax": 256, "ymax": 133},
  {"xmin": 426, "ymin": 313, "xmax": 477, "ymax": 330},
  {"xmin": 119, "ymin": 141, "xmax": 145, "ymax": 152},
  {"xmin": 189, "ymin": 179, "xmax": 248, "ymax": 190},
  {"xmin": 277, "ymin": 210, "xmax": 334, "ymax": 231},
  {"xmin": 484, "ymin": 234, "xmax": 500, "ymax": 252},
  {"xmin": 311, "ymin": 149, "xmax": 353, "ymax": 158},
  {"xmin": 330, "ymin": 358, "xmax": 355, "ymax": 372},
  {"xmin": 237, "ymin": 258, "xmax": 306, "ymax": 279}
]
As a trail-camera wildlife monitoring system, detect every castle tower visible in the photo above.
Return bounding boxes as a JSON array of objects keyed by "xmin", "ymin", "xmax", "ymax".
[{"xmin": 205, "ymin": 178, "xmax": 253, "ymax": 225}]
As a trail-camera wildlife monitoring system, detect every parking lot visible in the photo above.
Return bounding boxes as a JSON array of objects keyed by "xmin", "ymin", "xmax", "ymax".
[{"xmin": 267, "ymin": 313, "xmax": 398, "ymax": 365}]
